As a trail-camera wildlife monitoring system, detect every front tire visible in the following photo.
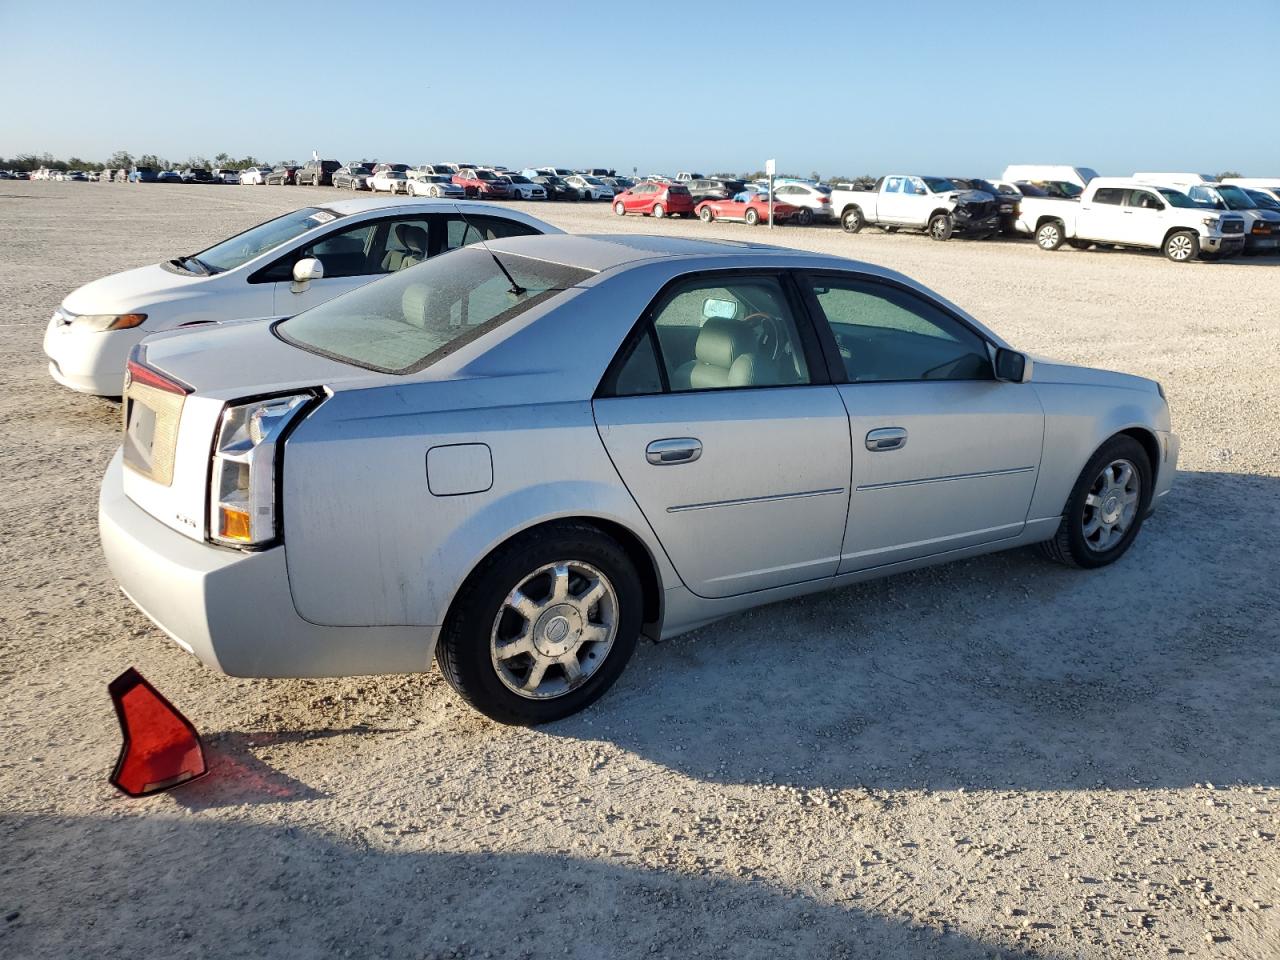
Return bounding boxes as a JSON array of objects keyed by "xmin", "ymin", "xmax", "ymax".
[
  {"xmin": 1163, "ymin": 230, "xmax": 1199, "ymax": 262},
  {"xmin": 614, "ymin": 200, "xmax": 626, "ymax": 216},
  {"xmin": 435, "ymin": 523, "xmax": 643, "ymax": 725},
  {"xmin": 1036, "ymin": 220, "xmax": 1065, "ymax": 250},
  {"xmin": 699, "ymin": 205, "xmax": 714, "ymax": 222},
  {"xmin": 1039, "ymin": 435, "xmax": 1152, "ymax": 569},
  {"xmin": 928, "ymin": 212, "xmax": 954, "ymax": 241}
]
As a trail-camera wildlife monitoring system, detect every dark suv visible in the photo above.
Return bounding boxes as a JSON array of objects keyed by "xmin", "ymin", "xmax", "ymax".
[
  {"xmin": 298, "ymin": 159, "xmax": 341, "ymax": 186},
  {"xmin": 180, "ymin": 168, "xmax": 215, "ymax": 184},
  {"xmin": 686, "ymin": 178, "xmax": 747, "ymax": 202}
]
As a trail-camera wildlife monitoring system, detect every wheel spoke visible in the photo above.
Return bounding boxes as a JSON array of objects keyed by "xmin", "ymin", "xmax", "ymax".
[
  {"xmin": 521, "ymin": 659, "xmax": 550, "ymax": 693},
  {"xmin": 507, "ymin": 589, "xmax": 542, "ymax": 622},
  {"xmin": 1115, "ymin": 462, "xmax": 1133, "ymax": 488},
  {"xmin": 1085, "ymin": 493, "xmax": 1103, "ymax": 508},
  {"xmin": 550, "ymin": 563, "xmax": 570, "ymax": 603},
  {"xmin": 578, "ymin": 624, "xmax": 610, "ymax": 646},
  {"xmin": 578, "ymin": 578, "xmax": 607, "ymax": 612},
  {"xmin": 1083, "ymin": 514, "xmax": 1102, "ymax": 537},
  {"xmin": 494, "ymin": 634, "xmax": 534, "ymax": 661},
  {"xmin": 560, "ymin": 656, "xmax": 583, "ymax": 684}
]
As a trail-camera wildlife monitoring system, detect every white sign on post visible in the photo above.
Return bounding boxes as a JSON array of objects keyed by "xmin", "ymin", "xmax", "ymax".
[{"xmin": 765, "ymin": 159, "xmax": 776, "ymax": 229}]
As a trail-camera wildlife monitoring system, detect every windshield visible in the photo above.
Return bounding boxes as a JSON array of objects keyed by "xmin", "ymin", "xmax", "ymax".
[
  {"xmin": 427, "ymin": 175, "xmax": 451, "ymax": 183},
  {"xmin": 922, "ymin": 177, "xmax": 957, "ymax": 192},
  {"xmin": 278, "ymin": 248, "xmax": 593, "ymax": 375},
  {"xmin": 1245, "ymin": 189, "xmax": 1280, "ymax": 210},
  {"xmin": 476, "ymin": 171, "xmax": 497, "ymax": 180},
  {"xmin": 583, "ymin": 176, "xmax": 605, "ymax": 185},
  {"xmin": 508, "ymin": 174, "xmax": 531, "ymax": 184},
  {"xmin": 1155, "ymin": 188, "xmax": 1199, "ymax": 209},
  {"xmin": 194, "ymin": 207, "xmax": 340, "ymax": 274},
  {"xmin": 1213, "ymin": 185, "xmax": 1257, "ymax": 210}
]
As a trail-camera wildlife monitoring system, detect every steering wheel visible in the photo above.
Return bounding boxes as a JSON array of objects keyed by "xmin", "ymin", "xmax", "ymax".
[{"xmin": 740, "ymin": 311, "xmax": 783, "ymax": 362}]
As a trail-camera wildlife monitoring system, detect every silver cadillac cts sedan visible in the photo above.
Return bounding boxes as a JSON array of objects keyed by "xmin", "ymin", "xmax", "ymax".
[{"xmin": 100, "ymin": 234, "xmax": 1178, "ymax": 724}]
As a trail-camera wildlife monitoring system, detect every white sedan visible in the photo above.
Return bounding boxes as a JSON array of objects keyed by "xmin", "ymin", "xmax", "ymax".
[
  {"xmin": 42, "ymin": 198, "xmax": 559, "ymax": 395},
  {"xmin": 565, "ymin": 175, "xmax": 615, "ymax": 200},
  {"xmin": 239, "ymin": 166, "xmax": 273, "ymax": 185},
  {"xmin": 407, "ymin": 175, "xmax": 465, "ymax": 199},
  {"xmin": 369, "ymin": 170, "xmax": 410, "ymax": 194}
]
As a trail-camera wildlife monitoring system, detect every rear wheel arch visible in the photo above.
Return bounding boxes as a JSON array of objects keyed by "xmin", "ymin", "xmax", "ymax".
[{"xmin": 441, "ymin": 516, "xmax": 665, "ymax": 641}]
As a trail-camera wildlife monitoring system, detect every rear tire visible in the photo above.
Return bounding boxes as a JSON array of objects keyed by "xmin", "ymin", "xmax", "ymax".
[
  {"xmin": 1036, "ymin": 220, "xmax": 1065, "ymax": 250},
  {"xmin": 652, "ymin": 203, "xmax": 665, "ymax": 219},
  {"xmin": 1038, "ymin": 435, "xmax": 1152, "ymax": 569},
  {"xmin": 745, "ymin": 208, "xmax": 760, "ymax": 225},
  {"xmin": 928, "ymin": 213, "xmax": 954, "ymax": 241},
  {"xmin": 840, "ymin": 207, "xmax": 864, "ymax": 233},
  {"xmin": 1067, "ymin": 238, "xmax": 1091, "ymax": 250},
  {"xmin": 796, "ymin": 208, "xmax": 814, "ymax": 226},
  {"xmin": 435, "ymin": 522, "xmax": 643, "ymax": 725},
  {"xmin": 1163, "ymin": 230, "xmax": 1199, "ymax": 262}
]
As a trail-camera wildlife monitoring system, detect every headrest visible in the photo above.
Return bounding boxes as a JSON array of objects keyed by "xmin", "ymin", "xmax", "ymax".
[
  {"xmin": 402, "ymin": 283, "xmax": 430, "ymax": 328},
  {"xmin": 401, "ymin": 224, "xmax": 427, "ymax": 252},
  {"xmin": 695, "ymin": 316, "xmax": 748, "ymax": 370}
]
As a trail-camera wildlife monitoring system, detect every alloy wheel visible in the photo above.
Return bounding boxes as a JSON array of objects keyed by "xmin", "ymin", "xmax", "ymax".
[
  {"xmin": 1082, "ymin": 458, "xmax": 1140, "ymax": 552},
  {"xmin": 489, "ymin": 561, "xmax": 619, "ymax": 700}
]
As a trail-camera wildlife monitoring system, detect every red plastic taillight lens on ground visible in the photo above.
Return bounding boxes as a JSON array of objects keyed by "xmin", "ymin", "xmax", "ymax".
[{"xmin": 108, "ymin": 668, "xmax": 207, "ymax": 797}]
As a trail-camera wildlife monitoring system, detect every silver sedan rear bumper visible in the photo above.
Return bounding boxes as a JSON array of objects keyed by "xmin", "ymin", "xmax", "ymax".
[{"xmin": 99, "ymin": 449, "xmax": 437, "ymax": 678}]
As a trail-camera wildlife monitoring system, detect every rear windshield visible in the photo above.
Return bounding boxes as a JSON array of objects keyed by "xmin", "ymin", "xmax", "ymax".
[
  {"xmin": 277, "ymin": 248, "xmax": 593, "ymax": 374},
  {"xmin": 194, "ymin": 207, "xmax": 341, "ymax": 274}
]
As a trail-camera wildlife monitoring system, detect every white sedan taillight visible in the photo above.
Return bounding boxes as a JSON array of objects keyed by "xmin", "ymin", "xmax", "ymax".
[{"xmin": 209, "ymin": 393, "xmax": 315, "ymax": 548}]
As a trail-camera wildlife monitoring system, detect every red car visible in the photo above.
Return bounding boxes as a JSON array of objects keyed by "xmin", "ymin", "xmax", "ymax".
[
  {"xmin": 452, "ymin": 168, "xmax": 511, "ymax": 199},
  {"xmin": 612, "ymin": 180, "xmax": 695, "ymax": 218},
  {"xmin": 694, "ymin": 195, "xmax": 802, "ymax": 226}
]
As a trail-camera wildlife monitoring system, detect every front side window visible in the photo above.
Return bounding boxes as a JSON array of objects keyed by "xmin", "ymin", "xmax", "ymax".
[
  {"xmin": 807, "ymin": 277, "xmax": 992, "ymax": 383},
  {"xmin": 279, "ymin": 249, "xmax": 592, "ymax": 374},
  {"xmin": 195, "ymin": 207, "xmax": 342, "ymax": 274},
  {"xmin": 605, "ymin": 276, "xmax": 812, "ymax": 395},
  {"xmin": 1126, "ymin": 190, "xmax": 1164, "ymax": 210}
]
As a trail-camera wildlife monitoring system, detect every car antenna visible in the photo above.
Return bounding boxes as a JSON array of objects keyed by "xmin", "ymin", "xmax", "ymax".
[{"xmin": 452, "ymin": 204, "xmax": 526, "ymax": 297}]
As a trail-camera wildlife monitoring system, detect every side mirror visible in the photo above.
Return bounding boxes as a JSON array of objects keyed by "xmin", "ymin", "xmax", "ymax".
[
  {"xmin": 994, "ymin": 347, "xmax": 1032, "ymax": 383},
  {"xmin": 291, "ymin": 257, "xmax": 324, "ymax": 292}
]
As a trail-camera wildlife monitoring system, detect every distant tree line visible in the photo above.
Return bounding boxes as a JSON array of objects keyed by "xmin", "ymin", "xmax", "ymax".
[{"xmin": 0, "ymin": 150, "xmax": 269, "ymax": 172}]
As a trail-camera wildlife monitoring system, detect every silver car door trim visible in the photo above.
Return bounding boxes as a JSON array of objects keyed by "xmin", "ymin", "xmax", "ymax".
[
  {"xmin": 855, "ymin": 465, "xmax": 1035, "ymax": 492},
  {"xmin": 668, "ymin": 487, "xmax": 846, "ymax": 514},
  {"xmin": 841, "ymin": 520, "xmax": 1025, "ymax": 562}
]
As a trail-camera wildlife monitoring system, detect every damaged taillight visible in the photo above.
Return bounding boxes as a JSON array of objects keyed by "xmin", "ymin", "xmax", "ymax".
[{"xmin": 108, "ymin": 668, "xmax": 207, "ymax": 797}]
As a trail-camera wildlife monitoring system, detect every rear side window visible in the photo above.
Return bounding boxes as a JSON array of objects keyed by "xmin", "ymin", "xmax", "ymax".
[
  {"xmin": 278, "ymin": 249, "xmax": 592, "ymax": 374},
  {"xmin": 806, "ymin": 277, "xmax": 992, "ymax": 383},
  {"xmin": 445, "ymin": 215, "xmax": 540, "ymax": 251},
  {"xmin": 1092, "ymin": 188, "xmax": 1124, "ymax": 205}
]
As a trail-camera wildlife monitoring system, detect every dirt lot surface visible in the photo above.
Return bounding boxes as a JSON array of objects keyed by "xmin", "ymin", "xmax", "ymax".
[{"xmin": 2, "ymin": 181, "xmax": 1278, "ymax": 959}]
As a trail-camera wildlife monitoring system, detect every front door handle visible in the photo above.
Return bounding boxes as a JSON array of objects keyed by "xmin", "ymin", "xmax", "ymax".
[
  {"xmin": 866, "ymin": 427, "xmax": 907, "ymax": 452},
  {"xmin": 646, "ymin": 438, "xmax": 702, "ymax": 465}
]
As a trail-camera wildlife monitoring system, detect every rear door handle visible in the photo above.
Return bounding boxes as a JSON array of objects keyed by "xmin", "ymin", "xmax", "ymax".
[
  {"xmin": 866, "ymin": 427, "xmax": 907, "ymax": 452},
  {"xmin": 646, "ymin": 438, "xmax": 702, "ymax": 465}
]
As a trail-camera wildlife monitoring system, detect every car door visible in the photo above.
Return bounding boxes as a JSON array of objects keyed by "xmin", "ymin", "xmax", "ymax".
[
  {"xmin": 1076, "ymin": 186, "xmax": 1126, "ymax": 241},
  {"xmin": 593, "ymin": 272, "xmax": 851, "ymax": 599},
  {"xmin": 876, "ymin": 176, "xmax": 911, "ymax": 222},
  {"xmin": 254, "ymin": 216, "xmax": 428, "ymax": 314},
  {"xmin": 1120, "ymin": 188, "xmax": 1165, "ymax": 247},
  {"xmin": 798, "ymin": 272, "xmax": 1044, "ymax": 573}
]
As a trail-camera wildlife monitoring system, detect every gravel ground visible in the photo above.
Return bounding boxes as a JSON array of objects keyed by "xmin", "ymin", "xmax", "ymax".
[{"xmin": 1, "ymin": 181, "xmax": 1278, "ymax": 960}]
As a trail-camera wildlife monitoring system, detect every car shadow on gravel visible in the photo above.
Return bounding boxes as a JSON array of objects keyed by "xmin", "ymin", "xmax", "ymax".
[
  {"xmin": 553, "ymin": 470, "xmax": 1280, "ymax": 794},
  {"xmin": 2, "ymin": 812, "xmax": 1060, "ymax": 960}
]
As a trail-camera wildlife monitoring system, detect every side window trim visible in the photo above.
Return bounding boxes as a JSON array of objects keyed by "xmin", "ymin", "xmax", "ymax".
[
  {"xmin": 593, "ymin": 268, "xmax": 832, "ymax": 400},
  {"xmin": 793, "ymin": 269, "xmax": 996, "ymax": 386}
]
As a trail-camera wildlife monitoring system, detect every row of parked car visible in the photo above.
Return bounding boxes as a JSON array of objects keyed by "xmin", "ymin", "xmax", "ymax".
[{"xmin": 645, "ymin": 166, "xmax": 1280, "ymax": 262}]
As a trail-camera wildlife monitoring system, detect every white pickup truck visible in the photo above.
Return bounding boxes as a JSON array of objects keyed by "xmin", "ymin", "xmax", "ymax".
[
  {"xmin": 831, "ymin": 175, "xmax": 1002, "ymax": 240},
  {"xmin": 1032, "ymin": 178, "xmax": 1247, "ymax": 262}
]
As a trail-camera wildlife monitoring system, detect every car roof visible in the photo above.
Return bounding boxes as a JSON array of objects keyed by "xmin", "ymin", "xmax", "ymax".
[
  {"xmin": 321, "ymin": 196, "xmax": 507, "ymax": 216},
  {"xmin": 486, "ymin": 233, "xmax": 845, "ymax": 273}
]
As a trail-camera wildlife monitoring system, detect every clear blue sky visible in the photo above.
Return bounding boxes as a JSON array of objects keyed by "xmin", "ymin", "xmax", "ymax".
[{"xmin": 3, "ymin": 0, "xmax": 1277, "ymax": 176}]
